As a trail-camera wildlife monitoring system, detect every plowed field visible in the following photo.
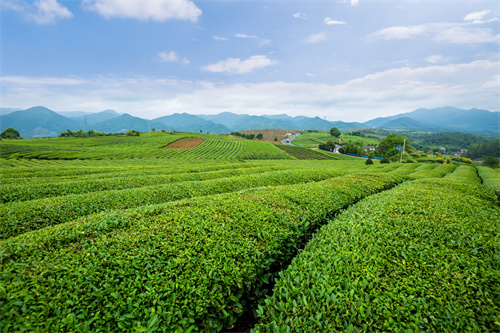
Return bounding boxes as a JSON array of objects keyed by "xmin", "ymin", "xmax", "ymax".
[{"xmin": 163, "ymin": 138, "xmax": 206, "ymax": 149}]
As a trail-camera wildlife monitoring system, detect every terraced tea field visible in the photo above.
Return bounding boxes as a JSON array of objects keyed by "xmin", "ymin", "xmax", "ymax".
[{"xmin": 0, "ymin": 134, "xmax": 498, "ymax": 332}]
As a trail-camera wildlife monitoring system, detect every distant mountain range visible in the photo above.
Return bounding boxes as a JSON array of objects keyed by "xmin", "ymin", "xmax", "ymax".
[{"xmin": 0, "ymin": 106, "xmax": 498, "ymax": 138}]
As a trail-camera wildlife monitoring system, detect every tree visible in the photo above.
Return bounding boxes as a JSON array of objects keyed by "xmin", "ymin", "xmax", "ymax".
[
  {"xmin": 1, "ymin": 128, "xmax": 20, "ymax": 139},
  {"xmin": 256, "ymin": 133, "xmax": 263, "ymax": 140},
  {"xmin": 376, "ymin": 134, "xmax": 413, "ymax": 159},
  {"xmin": 329, "ymin": 127, "xmax": 341, "ymax": 137},
  {"xmin": 319, "ymin": 139, "xmax": 335, "ymax": 151},
  {"xmin": 338, "ymin": 140, "xmax": 364, "ymax": 155},
  {"xmin": 483, "ymin": 157, "xmax": 499, "ymax": 169}
]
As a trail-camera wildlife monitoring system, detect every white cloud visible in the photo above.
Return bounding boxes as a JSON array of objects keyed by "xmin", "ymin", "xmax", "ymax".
[
  {"xmin": 235, "ymin": 33, "xmax": 271, "ymax": 46},
  {"xmin": 304, "ymin": 32, "xmax": 328, "ymax": 44},
  {"xmin": 158, "ymin": 51, "xmax": 179, "ymax": 62},
  {"xmin": 434, "ymin": 27, "xmax": 499, "ymax": 44},
  {"xmin": 424, "ymin": 54, "xmax": 449, "ymax": 64},
  {"xmin": 351, "ymin": 0, "xmax": 359, "ymax": 6},
  {"xmin": 2, "ymin": 0, "xmax": 72, "ymax": 24},
  {"xmin": 2, "ymin": 60, "xmax": 498, "ymax": 121},
  {"xmin": 235, "ymin": 33, "xmax": 257, "ymax": 39},
  {"xmin": 201, "ymin": 55, "xmax": 278, "ymax": 74},
  {"xmin": 82, "ymin": 0, "xmax": 202, "ymax": 22},
  {"xmin": 293, "ymin": 12, "xmax": 308, "ymax": 20},
  {"xmin": 464, "ymin": 9, "xmax": 491, "ymax": 23},
  {"xmin": 324, "ymin": 17, "xmax": 346, "ymax": 25},
  {"xmin": 370, "ymin": 24, "xmax": 431, "ymax": 40},
  {"xmin": 158, "ymin": 51, "xmax": 190, "ymax": 65},
  {"xmin": 213, "ymin": 36, "xmax": 229, "ymax": 42},
  {"xmin": 370, "ymin": 20, "xmax": 499, "ymax": 45}
]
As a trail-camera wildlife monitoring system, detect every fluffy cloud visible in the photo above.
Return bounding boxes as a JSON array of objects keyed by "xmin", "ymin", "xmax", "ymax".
[
  {"xmin": 324, "ymin": 17, "xmax": 346, "ymax": 25},
  {"xmin": 424, "ymin": 54, "xmax": 449, "ymax": 64},
  {"xmin": 370, "ymin": 20, "xmax": 498, "ymax": 45},
  {"xmin": 213, "ymin": 36, "xmax": 229, "ymax": 42},
  {"xmin": 434, "ymin": 27, "xmax": 499, "ymax": 44},
  {"xmin": 158, "ymin": 51, "xmax": 189, "ymax": 64},
  {"xmin": 464, "ymin": 9, "xmax": 497, "ymax": 24},
  {"xmin": 235, "ymin": 33, "xmax": 271, "ymax": 46},
  {"xmin": 201, "ymin": 55, "xmax": 278, "ymax": 74},
  {"xmin": 304, "ymin": 32, "xmax": 328, "ymax": 44},
  {"xmin": 82, "ymin": 0, "xmax": 201, "ymax": 22},
  {"xmin": 293, "ymin": 12, "xmax": 308, "ymax": 20},
  {"xmin": 3, "ymin": 60, "xmax": 496, "ymax": 121},
  {"xmin": 3, "ymin": 0, "xmax": 73, "ymax": 24},
  {"xmin": 158, "ymin": 51, "xmax": 178, "ymax": 62}
]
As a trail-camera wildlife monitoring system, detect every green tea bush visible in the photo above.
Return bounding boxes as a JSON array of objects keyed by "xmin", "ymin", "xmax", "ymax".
[
  {"xmin": 0, "ymin": 168, "xmax": 346, "ymax": 239},
  {"xmin": 0, "ymin": 174, "xmax": 403, "ymax": 332},
  {"xmin": 477, "ymin": 166, "xmax": 500, "ymax": 198},
  {"xmin": 254, "ymin": 178, "xmax": 499, "ymax": 332}
]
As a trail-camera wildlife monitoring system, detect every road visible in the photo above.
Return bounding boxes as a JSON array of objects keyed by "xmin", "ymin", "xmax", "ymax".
[{"xmin": 282, "ymin": 133, "xmax": 300, "ymax": 145}]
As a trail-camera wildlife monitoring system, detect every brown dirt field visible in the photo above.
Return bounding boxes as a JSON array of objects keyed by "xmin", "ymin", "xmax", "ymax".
[{"xmin": 163, "ymin": 138, "xmax": 206, "ymax": 149}]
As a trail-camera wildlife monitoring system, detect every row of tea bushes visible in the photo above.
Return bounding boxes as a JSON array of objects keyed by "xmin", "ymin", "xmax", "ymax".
[
  {"xmin": 0, "ymin": 174, "xmax": 404, "ymax": 332},
  {"xmin": 477, "ymin": 166, "xmax": 500, "ymax": 197},
  {"xmin": 409, "ymin": 163, "xmax": 456, "ymax": 179},
  {"xmin": 254, "ymin": 175, "xmax": 499, "ymax": 332},
  {"xmin": 0, "ymin": 165, "xmax": 291, "ymax": 203},
  {"xmin": 0, "ymin": 161, "xmax": 257, "ymax": 185},
  {"xmin": 0, "ymin": 168, "xmax": 347, "ymax": 239}
]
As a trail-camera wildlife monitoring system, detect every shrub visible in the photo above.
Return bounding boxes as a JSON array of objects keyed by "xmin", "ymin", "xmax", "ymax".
[
  {"xmin": 365, "ymin": 158, "xmax": 373, "ymax": 165},
  {"xmin": 483, "ymin": 156, "xmax": 499, "ymax": 169},
  {"xmin": 380, "ymin": 157, "xmax": 390, "ymax": 164}
]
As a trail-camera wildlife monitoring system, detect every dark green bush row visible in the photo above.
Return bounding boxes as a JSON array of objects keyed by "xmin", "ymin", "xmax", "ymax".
[
  {"xmin": 409, "ymin": 163, "xmax": 456, "ymax": 179},
  {"xmin": 443, "ymin": 165, "xmax": 481, "ymax": 184},
  {"xmin": 0, "ymin": 168, "xmax": 347, "ymax": 239},
  {"xmin": 254, "ymin": 178, "xmax": 499, "ymax": 332},
  {"xmin": 0, "ymin": 165, "xmax": 290, "ymax": 203},
  {"xmin": 0, "ymin": 174, "xmax": 404, "ymax": 332},
  {"xmin": 477, "ymin": 166, "xmax": 500, "ymax": 197},
  {"xmin": 0, "ymin": 161, "xmax": 256, "ymax": 185}
]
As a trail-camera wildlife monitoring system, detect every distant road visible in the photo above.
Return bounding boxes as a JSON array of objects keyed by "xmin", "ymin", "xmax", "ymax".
[{"xmin": 282, "ymin": 133, "xmax": 300, "ymax": 145}]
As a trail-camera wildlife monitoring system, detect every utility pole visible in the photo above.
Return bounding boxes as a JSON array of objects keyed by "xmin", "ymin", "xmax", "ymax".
[{"xmin": 400, "ymin": 139, "xmax": 406, "ymax": 163}]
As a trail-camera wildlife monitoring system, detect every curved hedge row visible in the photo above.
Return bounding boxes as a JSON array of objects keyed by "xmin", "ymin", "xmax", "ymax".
[
  {"xmin": 254, "ymin": 177, "xmax": 499, "ymax": 332},
  {"xmin": 477, "ymin": 166, "xmax": 500, "ymax": 197},
  {"xmin": 0, "ymin": 174, "xmax": 404, "ymax": 332},
  {"xmin": 0, "ymin": 165, "xmax": 290, "ymax": 203},
  {"xmin": 0, "ymin": 168, "xmax": 345, "ymax": 239}
]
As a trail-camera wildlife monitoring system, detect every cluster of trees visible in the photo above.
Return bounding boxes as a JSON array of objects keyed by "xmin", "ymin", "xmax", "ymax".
[
  {"xmin": 466, "ymin": 140, "xmax": 499, "ymax": 159},
  {"xmin": 58, "ymin": 129, "xmax": 106, "ymax": 137},
  {"xmin": 1, "ymin": 128, "xmax": 21, "ymax": 139},
  {"xmin": 231, "ymin": 132, "xmax": 264, "ymax": 140}
]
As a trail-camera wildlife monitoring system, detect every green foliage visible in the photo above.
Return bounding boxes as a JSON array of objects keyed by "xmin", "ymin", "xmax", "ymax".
[
  {"xmin": 380, "ymin": 157, "xmax": 390, "ymax": 164},
  {"xmin": 275, "ymin": 145, "xmax": 337, "ymax": 160},
  {"xmin": 329, "ymin": 127, "xmax": 341, "ymax": 137},
  {"xmin": 256, "ymin": 133, "xmax": 263, "ymax": 140},
  {"xmin": 255, "ymin": 177, "xmax": 499, "ymax": 332},
  {"xmin": 365, "ymin": 158, "xmax": 373, "ymax": 165},
  {"xmin": 377, "ymin": 134, "xmax": 413, "ymax": 158},
  {"xmin": 1, "ymin": 128, "xmax": 20, "ymax": 139},
  {"xmin": 59, "ymin": 129, "xmax": 104, "ymax": 137},
  {"xmin": 318, "ymin": 140, "xmax": 335, "ymax": 152},
  {"xmin": 126, "ymin": 130, "xmax": 140, "ymax": 136},
  {"xmin": 477, "ymin": 166, "xmax": 500, "ymax": 197},
  {"xmin": 338, "ymin": 140, "xmax": 364, "ymax": 155},
  {"xmin": 483, "ymin": 156, "xmax": 499, "ymax": 169},
  {"xmin": 466, "ymin": 140, "xmax": 500, "ymax": 159},
  {"xmin": 0, "ymin": 174, "xmax": 403, "ymax": 332}
]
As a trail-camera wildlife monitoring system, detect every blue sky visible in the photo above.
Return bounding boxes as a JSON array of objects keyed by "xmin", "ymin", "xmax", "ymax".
[{"xmin": 1, "ymin": 0, "xmax": 499, "ymax": 122}]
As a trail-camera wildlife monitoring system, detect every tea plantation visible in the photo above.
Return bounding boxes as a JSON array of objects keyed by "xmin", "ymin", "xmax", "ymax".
[{"xmin": 0, "ymin": 134, "xmax": 498, "ymax": 332}]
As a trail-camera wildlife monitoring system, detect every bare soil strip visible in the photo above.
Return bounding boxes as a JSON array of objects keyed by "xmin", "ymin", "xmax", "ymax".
[{"xmin": 163, "ymin": 138, "xmax": 206, "ymax": 149}]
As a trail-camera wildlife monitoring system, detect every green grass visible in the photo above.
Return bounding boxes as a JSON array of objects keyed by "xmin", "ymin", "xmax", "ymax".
[
  {"xmin": 290, "ymin": 132, "xmax": 334, "ymax": 148},
  {"xmin": 339, "ymin": 133, "xmax": 380, "ymax": 146}
]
